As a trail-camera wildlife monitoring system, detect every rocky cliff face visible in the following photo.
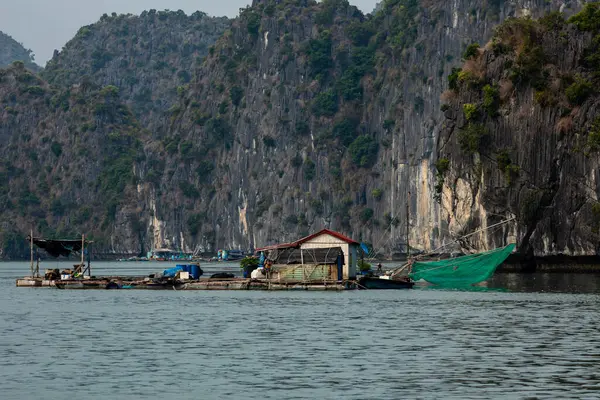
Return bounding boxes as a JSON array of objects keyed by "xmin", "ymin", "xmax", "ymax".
[
  {"xmin": 0, "ymin": 0, "xmax": 593, "ymax": 259},
  {"xmin": 439, "ymin": 5, "xmax": 600, "ymax": 257},
  {"xmin": 0, "ymin": 61, "xmax": 153, "ymax": 257},
  {"xmin": 161, "ymin": 0, "xmax": 578, "ymax": 255},
  {"xmin": 0, "ymin": 10, "xmax": 230, "ymax": 257},
  {"xmin": 0, "ymin": 31, "xmax": 40, "ymax": 72}
]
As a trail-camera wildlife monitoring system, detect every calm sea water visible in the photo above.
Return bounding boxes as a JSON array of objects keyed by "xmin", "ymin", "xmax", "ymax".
[{"xmin": 1, "ymin": 261, "xmax": 600, "ymax": 399}]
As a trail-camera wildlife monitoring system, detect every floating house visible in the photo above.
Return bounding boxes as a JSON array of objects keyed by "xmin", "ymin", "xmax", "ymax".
[
  {"xmin": 217, "ymin": 249, "xmax": 245, "ymax": 261},
  {"xmin": 256, "ymin": 229, "xmax": 359, "ymax": 281},
  {"xmin": 148, "ymin": 248, "xmax": 192, "ymax": 261}
]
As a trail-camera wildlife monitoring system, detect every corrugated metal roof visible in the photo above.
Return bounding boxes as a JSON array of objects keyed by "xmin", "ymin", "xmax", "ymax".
[{"xmin": 256, "ymin": 229, "xmax": 359, "ymax": 251}]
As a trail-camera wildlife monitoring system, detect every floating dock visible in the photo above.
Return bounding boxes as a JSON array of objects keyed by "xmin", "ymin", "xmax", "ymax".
[
  {"xmin": 17, "ymin": 277, "xmax": 356, "ymax": 290},
  {"xmin": 16, "ymin": 278, "xmax": 56, "ymax": 287},
  {"xmin": 16, "ymin": 276, "xmax": 144, "ymax": 288},
  {"xmin": 51, "ymin": 278, "xmax": 354, "ymax": 291},
  {"xmin": 179, "ymin": 279, "xmax": 352, "ymax": 291}
]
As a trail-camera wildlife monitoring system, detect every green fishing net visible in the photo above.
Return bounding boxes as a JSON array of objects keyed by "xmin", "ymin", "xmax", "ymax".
[{"xmin": 409, "ymin": 244, "xmax": 515, "ymax": 285}]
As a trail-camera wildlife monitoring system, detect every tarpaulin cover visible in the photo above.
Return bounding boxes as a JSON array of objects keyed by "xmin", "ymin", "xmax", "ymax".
[{"xmin": 29, "ymin": 237, "xmax": 86, "ymax": 258}]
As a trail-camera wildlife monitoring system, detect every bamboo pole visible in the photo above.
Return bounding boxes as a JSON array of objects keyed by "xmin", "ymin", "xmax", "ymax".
[
  {"xmin": 390, "ymin": 217, "xmax": 516, "ymax": 277},
  {"xmin": 30, "ymin": 229, "xmax": 33, "ymax": 278},
  {"xmin": 81, "ymin": 234, "xmax": 85, "ymax": 266},
  {"xmin": 406, "ymin": 191, "xmax": 410, "ymax": 260},
  {"xmin": 78, "ymin": 234, "xmax": 84, "ymax": 277},
  {"xmin": 88, "ymin": 242, "xmax": 92, "ymax": 278},
  {"xmin": 425, "ymin": 217, "xmax": 517, "ymax": 256}
]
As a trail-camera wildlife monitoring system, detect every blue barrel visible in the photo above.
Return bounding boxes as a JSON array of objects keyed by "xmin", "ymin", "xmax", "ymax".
[
  {"xmin": 189, "ymin": 264, "xmax": 202, "ymax": 280},
  {"xmin": 163, "ymin": 266, "xmax": 184, "ymax": 278},
  {"xmin": 177, "ymin": 264, "xmax": 191, "ymax": 273}
]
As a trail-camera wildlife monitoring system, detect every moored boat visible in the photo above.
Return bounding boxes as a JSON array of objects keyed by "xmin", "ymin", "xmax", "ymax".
[
  {"xmin": 148, "ymin": 248, "xmax": 193, "ymax": 261},
  {"xmin": 357, "ymin": 276, "xmax": 414, "ymax": 289}
]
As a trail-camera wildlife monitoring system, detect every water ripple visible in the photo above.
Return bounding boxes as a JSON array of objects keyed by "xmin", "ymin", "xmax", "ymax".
[{"xmin": 1, "ymin": 263, "xmax": 600, "ymax": 399}]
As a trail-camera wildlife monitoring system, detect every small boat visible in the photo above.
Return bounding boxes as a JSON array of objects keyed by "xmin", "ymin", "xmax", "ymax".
[
  {"xmin": 149, "ymin": 248, "xmax": 193, "ymax": 261},
  {"xmin": 357, "ymin": 276, "xmax": 414, "ymax": 289},
  {"xmin": 144, "ymin": 281, "xmax": 178, "ymax": 290},
  {"xmin": 117, "ymin": 256, "xmax": 149, "ymax": 262},
  {"xmin": 217, "ymin": 249, "xmax": 245, "ymax": 261}
]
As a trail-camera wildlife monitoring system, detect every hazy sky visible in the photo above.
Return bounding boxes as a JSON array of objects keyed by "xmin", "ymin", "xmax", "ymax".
[{"xmin": 0, "ymin": 0, "xmax": 379, "ymax": 65}]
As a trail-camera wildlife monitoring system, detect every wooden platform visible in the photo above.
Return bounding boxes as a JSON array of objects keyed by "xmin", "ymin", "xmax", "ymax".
[
  {"xmin": 16, "ymin": 276, "xmax": 146, "ymax": 288},
  {"xmin": 18, "ymin": 277, "xmax": 356, "ymax": 291},
  {"xmin": 179, "ymin": 279, "xmax": 352, "ymax": 291},
  {"xmin": 16, "ymin": 278, "xmax": 56, "ymax": 287}
]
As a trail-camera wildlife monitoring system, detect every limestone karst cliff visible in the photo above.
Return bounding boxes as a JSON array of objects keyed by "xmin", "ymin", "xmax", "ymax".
[
  {"xmin": 0, "ymin": 1, "xmax": 595, "ymax": 259},
  {"xmin": 439, "ymin": 5, "xmax": 600, "ymax": 258},
  {"xmin": 42, "ymin": 10, "xmax": 230, "ymax": 137}
]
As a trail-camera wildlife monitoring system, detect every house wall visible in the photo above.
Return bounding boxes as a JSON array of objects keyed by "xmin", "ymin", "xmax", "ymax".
[
  {"xmin": 300, "ymin": 233, "xmax": 356, "ymax": 279},
  {"xmin": 350, "ymin": 245, "xmax": 357, "ymax": 279},
  {"xmin": 272, "ymin": 264, "xmax": 338, "ymax": 282}
]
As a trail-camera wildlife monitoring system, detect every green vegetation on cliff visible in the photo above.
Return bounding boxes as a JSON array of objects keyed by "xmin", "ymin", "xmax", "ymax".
[
  {"xmin": 42, "ymin": 10, "xmax": 230, "ymax": 125},
  {"xmin": 0, "ymin": 61, "xmax": 151, "ymax": 252},
  {"xmin": 439, "ymin": 3, "xmax": 600, "ymax": 254}
]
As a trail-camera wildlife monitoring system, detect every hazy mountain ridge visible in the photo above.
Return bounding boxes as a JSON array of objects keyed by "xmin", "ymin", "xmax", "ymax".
[{"xmin": 0, "ymin": 31, "xmax": 41, "ymax": 72}]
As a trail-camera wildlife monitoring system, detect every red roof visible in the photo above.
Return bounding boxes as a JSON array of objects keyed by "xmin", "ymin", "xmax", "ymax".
[{"xmin": 256, "ymin": 229, "xmax": 359, "ymax": 251}]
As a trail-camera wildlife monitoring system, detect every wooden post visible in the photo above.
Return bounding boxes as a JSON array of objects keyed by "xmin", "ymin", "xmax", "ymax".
[
  {"xmin": 88, "ymin": 242, "xmax": 92, "ymax": 278},
  {"xmin": 79, "ymin": 234, "xmax": 84, "ymax": 277},
  {"xmin": 390, "ymin": 170, "xmax": 394, "ymax": 260},
  {"xmin": 300, "ymin": 249, "xmax": 305, "ymax": 282},
  {"xmin": 406, "ymin": 191, "xmax": 410, "ymax": 260},
  {"xmin": 30, "ymin": 229, "xmax": 33, "ymax": 277},
  {"xmin": 406, "ymin": 153, "xmax": 411, "ymax": 261}
]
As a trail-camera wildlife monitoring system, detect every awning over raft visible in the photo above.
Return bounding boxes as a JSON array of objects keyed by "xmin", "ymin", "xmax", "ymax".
[{"xmin": 27, "ymin": 236, "xmax": 92, "ymax": 258}]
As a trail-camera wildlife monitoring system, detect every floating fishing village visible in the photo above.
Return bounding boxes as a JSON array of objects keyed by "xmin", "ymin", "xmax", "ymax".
[
  {"xmin": 3, "ymin": 2, "xmax": 600, "ymax": 297},
  {"xmin": 16, "ymin": 221, "xmax": 516, "ymax": 291},
  {"xmin": 6, "ymin": 1, "xmax": 600, "ymax": 399}
]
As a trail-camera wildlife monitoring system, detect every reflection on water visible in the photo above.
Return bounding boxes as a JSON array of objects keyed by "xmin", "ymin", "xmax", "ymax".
[
  {"xmin": 417, "ymin": 284, "xmax": 509, "ymax": 293},
  {"xmin": 414, "ymin": 272, "xmax": 600, "ymax": 294},
  {"xmin": 1, "ymin": 262, "xmax": 600, "ymax": 399},
  {"xmin": 490, "ymin": 272, "xmax": 600, "ymax": 294}
]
